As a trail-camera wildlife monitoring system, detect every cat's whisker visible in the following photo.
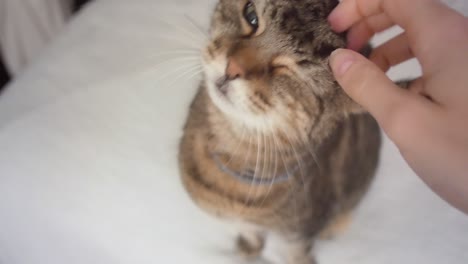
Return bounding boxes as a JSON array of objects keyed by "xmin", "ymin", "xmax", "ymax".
[
  {"xmin": 268, "ymin": 123, "xmax": 300, "ymax": 224},
  {"xmin": 178, "ymin": 3, "xmax": 382, "ymax": 262},
  {"xmin": 258, "ymin": 122, "xmax": 279, "ymax": 209},
  {"xmin": 185, "ymin": 68, "xmax": 204, "ymax": 81},
  {"xmin": 145, "ymin": 65, "xmax": 200, "ymax": 85},
  {"xmin": 144, "ymin": 56, "xmax": 201, "ymax": 69},
  {"xmin": 144, "ymin": 28, "xmax": 203, "ymax": 41},
  {"xmin": 218, "ymin": 125, "xmax": 247, "ymax": 206},
  {"xmin": 176, "ymin": 64, "xmax": 204, "ymax": 76},
  {"xmin": 238, "ymin": 129, "xmax": 254, "ymax": 215},
  {"xmin": 280, "ymin": 132, "xmax": 306, "ymax": 232},
  {"xmin": 254, "ymin": 126, "xmax": 268, "ymax": 204},
  {"xmin": 182, "ymin": 68, "xmax": 204, "ymax": 83},
  {"xmin": 270, "ymin": 130, "xmax": 279, "ymax": 195},
  {"xmin": 129, "ymin": 56, "xmax": 201, "ymax": 77},
  {"xmin": 286, "ymin": 131, "xmax": 319, "ymax": 198},
  {"xmin": 246, "ymin": 130, "xmax": 254, "ymax": 164},
  {"xmin": 281, "ymin": 129, "xmax": 307, "ymax": 194},
  {"xmin": 147, "ymin": 34, "xmax": 204, "ymax": 50},
  {"xmin": 184, "ymin": 14, "xmax": 209, "ymax": 41},
  {"xmin": 141, "ymin": 49, "xmax": 201, "ymax": 62},
  {"xmin": 224, "ymin": 125, "xmax": 246, "ymax": 167},
  {"xmin": 142, "ymin": 65, "xmax": 201, "ymax": 90},
  {"xmin": 167, "ymin": 67, "xmax": 203, "ymax": 88},
  {"xmin": 155, "ymin": 18, "xmax": 206, "ymax": 47},
  {"xmin": 251, "ymin": 127, "xmax": 262, "ymax": 204},
  {"xmin": 265, "ymin": 127, "xmax": 275, "ymax": 196},
  {"xmin": 137, "ymin": 62, "xmax": 201, "ymax": 79},
  {"xmin": 244, "ymin": 127, "xmax": 261, "ymax": 207},
  {"xmin": 147, "ymin": 62, "xmax": 202, "ymax": 83},
  {"xmin": 268, "ymin": 124, "xmax": 290, "ymax": 187},
  {"xmin": 259, "ymin": 128, "xmax": 267, "ymax": 188},
  {"xmin": 286, "ymin": 128, "xmax": 322, "ymax": 174},
  {"xmin": 302, "ymin": 138, "xmax": 322, "ymax": 173},
  {"xmin": 85, "ymin": 21, "xmax": 202, "ymax": 49},
  {"xmin": 164, "ymin": 65, "xmax": 204, "ymax": 88}
]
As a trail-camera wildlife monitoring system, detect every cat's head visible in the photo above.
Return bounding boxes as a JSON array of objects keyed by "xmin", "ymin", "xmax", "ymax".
[{"xmin": 202, "ymin": 0, "xmax": 358, "ymax": 139}]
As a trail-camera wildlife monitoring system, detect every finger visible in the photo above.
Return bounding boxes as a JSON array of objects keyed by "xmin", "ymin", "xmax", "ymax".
[
  {"xmin": 329, "ymin": 48, "xmax": 420, "ymax": 134},
  {"xmin": 329, "ymin": 0, "xmax": 444, "ymax": 34},
  {"xmin": 347, "ymin": 13, "xmax": 394, "ymax": 51},
  {"xmin": 369, "ymin": 33, "xmax": 414, "ymax": 72},
  {"xmin": 328, "ymin": 0, "xmax": 466, "ymax": 73}
]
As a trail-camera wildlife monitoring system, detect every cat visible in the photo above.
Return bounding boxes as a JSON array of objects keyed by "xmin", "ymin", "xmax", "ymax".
[{"xmin": 178, "ymin": 0, "xmax": 381, "ymax": 263}]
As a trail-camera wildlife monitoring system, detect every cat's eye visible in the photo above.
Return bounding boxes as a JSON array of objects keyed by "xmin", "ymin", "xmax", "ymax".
[{"xmin": 243, "ymin": 1, "xmax": 259, "ymax": 32}]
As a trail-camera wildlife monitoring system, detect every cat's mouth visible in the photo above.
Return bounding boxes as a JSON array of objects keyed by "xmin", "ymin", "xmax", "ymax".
[
  {"xmin": 201, "ymin": 45, "xmax": 278, "ymax": 122},
  {"xmin": 212, "ymin": 76, "xmax": 235, "ymax": 106},
  {"xmin": 201, "ymin": 55, "xmax": 238, "ymax": 107},
  {"xmin": 215, "ymin": 76, "xmax": 229, "ymax": 96}
]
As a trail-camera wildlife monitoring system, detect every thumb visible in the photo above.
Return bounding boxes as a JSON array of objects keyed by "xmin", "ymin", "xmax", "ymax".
[{"xmin": 329, "ymin": 48, "xmax": 411, "ymax": 132}]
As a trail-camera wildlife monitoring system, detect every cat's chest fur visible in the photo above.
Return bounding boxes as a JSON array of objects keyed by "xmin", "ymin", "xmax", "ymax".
[
  {"xmin": 178, "ymin": 1, "xmax": 381, "ymax": 261},
  {"xmin": 179, "ymin": 86, "xmax": 380, "ymax": 235}
]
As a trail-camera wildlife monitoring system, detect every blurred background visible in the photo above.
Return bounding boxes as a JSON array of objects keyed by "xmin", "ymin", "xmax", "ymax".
[
  {"xmin": 0, "ymin": 0, "xmax": 91, "ymax": 91},
  {"xmin": 0, "ymin": 1, "xmax": 467, "ymax": 264}
]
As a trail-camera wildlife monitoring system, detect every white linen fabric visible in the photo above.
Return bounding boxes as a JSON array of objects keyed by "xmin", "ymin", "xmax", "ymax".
[{"xmin": 0, "ymin": 1, "xmax": 467, "ymax": 264}]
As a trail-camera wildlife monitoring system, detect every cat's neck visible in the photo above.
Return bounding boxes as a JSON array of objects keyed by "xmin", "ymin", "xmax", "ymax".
[{"xmin": 205, "ymin": 102, "xmax": 313, "ymax": 183}]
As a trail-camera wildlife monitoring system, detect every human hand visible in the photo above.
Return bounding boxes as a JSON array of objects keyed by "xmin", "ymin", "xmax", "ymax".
[{"xmin": 328, "ymin": 0, "xmax": 468, "ymax": 213}]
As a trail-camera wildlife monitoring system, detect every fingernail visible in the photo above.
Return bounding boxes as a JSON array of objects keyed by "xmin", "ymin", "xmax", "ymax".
[{"xmin": 330, "ymin": 49, "xmax": 356, "ymax": 76}]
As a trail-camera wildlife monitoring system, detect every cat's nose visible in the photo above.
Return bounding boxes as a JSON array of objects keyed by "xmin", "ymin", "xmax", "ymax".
[{"xmin": 226, "ymin": 57, "xmax": 245, "ymax": 80}]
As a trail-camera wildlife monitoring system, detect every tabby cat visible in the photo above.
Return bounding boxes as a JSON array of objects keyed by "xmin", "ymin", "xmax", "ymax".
[{"xmin": 178, "ymin": 0, "xmax": 381, "ymax": 263}]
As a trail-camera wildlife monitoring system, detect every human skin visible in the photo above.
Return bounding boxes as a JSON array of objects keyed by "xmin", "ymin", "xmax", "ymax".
[{"xmin": 328, "ymin": 0, "xmax": 468, "ymax": 214}]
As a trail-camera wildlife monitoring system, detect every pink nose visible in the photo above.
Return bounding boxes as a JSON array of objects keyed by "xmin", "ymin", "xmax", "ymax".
[{"xmin": 226, "ymin": 57, "xmax": 245, "ymax": 80}]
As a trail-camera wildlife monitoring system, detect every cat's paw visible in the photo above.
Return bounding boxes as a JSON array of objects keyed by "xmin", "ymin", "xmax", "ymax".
[
  {"xmin": 319, "ymin": 212, "xmax": 352, "ymax": 240},
  {"xmin": 236, "ymin": 234, "xmax": 265, "ymax": 259},
  {"xmin": 288, "ymin": 256, "xmax": 317, "ymax": 264}
]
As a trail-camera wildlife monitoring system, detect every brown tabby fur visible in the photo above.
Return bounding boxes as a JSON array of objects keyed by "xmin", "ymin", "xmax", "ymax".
[{"xmin": 179, "ymin": 0, "xmax": 381, "ymax": 263}]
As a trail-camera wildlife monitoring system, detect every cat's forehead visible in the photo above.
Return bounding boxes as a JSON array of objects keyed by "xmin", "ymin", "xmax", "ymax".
[
  {"xmin": 212, "ymin": 0, "xmax": 340, "ymax": 37},
  {"xmin": 214, "ymin": 0, "xmax": 338, "ymax": 21},
  {"xmin": 211, "ymin": 0, "xmax": 344, "ymax": 59}
]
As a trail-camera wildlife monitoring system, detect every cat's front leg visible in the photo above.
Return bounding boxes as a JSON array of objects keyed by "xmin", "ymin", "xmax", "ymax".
[
  {"xmin": 235, "ymin": 223, "xmax": 266, "ymax": 259},
  {"xmin": 236, "ymin": 232, "xmax": 265, "ymax": 259},
  {"xmin": 283, "ymin": 238, "xmax": 316, "ymax": 264}
]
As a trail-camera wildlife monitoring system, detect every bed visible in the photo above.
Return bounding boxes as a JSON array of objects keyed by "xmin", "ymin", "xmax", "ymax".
[{"xmin": 0, "ymin": 0, "xmax": 467, "ymax": 263}]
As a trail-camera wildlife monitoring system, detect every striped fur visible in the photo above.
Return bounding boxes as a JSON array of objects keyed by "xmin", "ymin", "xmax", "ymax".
[{"xmin": 178, "ymin": 1, "xmax": 381, "ymax": 263}]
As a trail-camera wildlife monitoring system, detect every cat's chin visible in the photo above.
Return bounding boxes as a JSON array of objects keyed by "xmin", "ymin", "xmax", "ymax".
[
  {"xmin": 207, "ymin": 82, "xmax": 251, "ymax": 127},
  {"xmin": 206, "ymin": 86, "xmax": 281, "ymax": 135},
  {"xmin": 206, "ymin": 80, "xmax": 233, "ymax": 107}
]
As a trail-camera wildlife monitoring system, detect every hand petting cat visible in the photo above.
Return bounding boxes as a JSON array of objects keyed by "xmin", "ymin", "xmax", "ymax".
[{"xmin": 328, "ymin": 0, "xmax": 468, "ymax": 214}]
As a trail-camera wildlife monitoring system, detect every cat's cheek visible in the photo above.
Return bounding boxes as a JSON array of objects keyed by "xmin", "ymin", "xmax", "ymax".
[{"xmin": 203, "ymin": 62, "xmax": 225, "ymax": 82}]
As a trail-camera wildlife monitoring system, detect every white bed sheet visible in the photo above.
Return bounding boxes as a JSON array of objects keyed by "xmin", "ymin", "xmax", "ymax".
[{"xmin": 0, "ymin": 1, "xmax": 467, "ymax": 264}]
